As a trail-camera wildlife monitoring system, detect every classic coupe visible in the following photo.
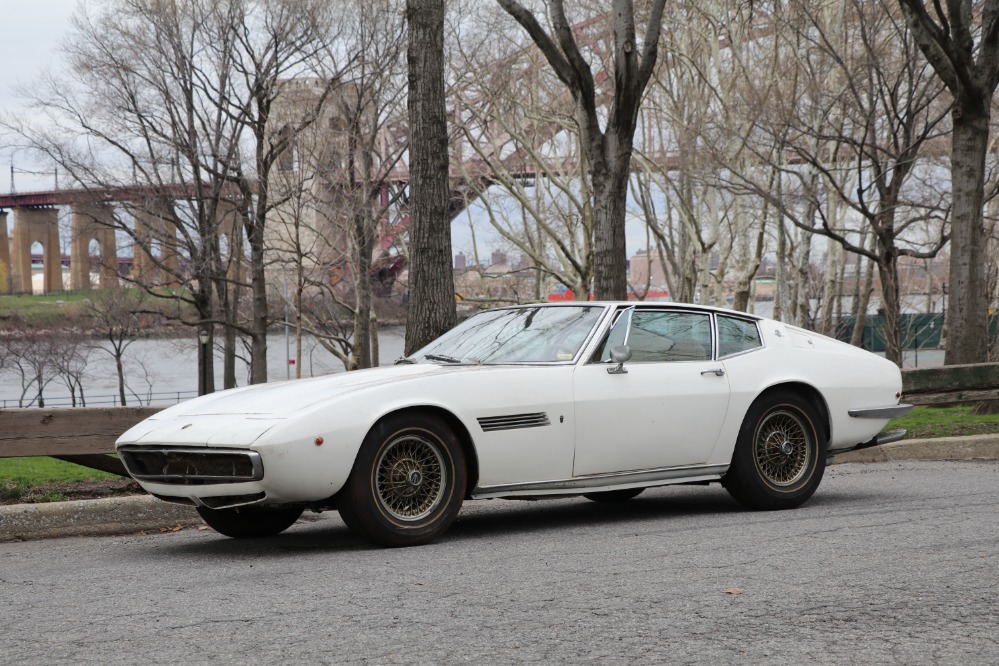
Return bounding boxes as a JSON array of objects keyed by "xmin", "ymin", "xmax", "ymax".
[{"xmin": 116, "ymin": 302, "xmax": 911, "ymax": 546}]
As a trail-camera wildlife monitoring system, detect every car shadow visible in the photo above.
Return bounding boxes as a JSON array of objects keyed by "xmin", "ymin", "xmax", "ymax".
[{"xmin": 152, "ymin": 484, "xmax": 892, "ymax": 556}]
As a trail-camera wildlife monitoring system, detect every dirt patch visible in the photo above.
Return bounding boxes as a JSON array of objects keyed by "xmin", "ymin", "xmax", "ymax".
[{"xmin": 0, "ymin": 478, "xmax": 147, "ymax": 505}]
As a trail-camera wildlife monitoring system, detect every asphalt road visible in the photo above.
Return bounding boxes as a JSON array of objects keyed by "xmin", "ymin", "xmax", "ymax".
[{"xmin": 1, "ymin": 461, "xmax": 997, "ymax": 665}]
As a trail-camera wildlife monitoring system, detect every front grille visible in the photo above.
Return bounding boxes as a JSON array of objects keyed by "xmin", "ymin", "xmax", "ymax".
[
  {"xmin": 119, "ymin": 447, "xmax": 263, "ymax": 485},
  {"xmin": 477, "ymin": 412, "xmax": 551, "ymax": 432}
]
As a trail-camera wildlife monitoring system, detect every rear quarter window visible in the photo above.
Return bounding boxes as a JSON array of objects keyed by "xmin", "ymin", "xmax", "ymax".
[{"xmin": 718, "ymin": 316, "xmax": 762, "ymax": 357}]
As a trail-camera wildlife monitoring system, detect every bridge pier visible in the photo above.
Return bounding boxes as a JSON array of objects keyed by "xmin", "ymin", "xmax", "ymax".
[
  {"xmin": 133, "ymin": 200, "xmax": 180, "ymax": 288},
  {"xmin": 70, "ymin": 203, "xmax": 118, "ymax": 290},
  {"xmin": 0, "ymin": 211, "xmax": 10, "ymax": 294},
  {"xmin": 10, "ymin": 207, "xmax": 62, "ymax": 294}
]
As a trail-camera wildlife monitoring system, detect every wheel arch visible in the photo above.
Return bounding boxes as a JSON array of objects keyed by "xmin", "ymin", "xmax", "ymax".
[
  {"xmin": 754, "ymin": 381, "xmax": 831, "ymax": 445},
  {"xmin": 365, "ymin": 405, "xmax": 480, "ymax": 496}
]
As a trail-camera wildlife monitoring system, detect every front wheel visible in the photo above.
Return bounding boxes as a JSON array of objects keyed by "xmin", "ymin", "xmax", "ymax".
[
  {"xmin": 196, "ymin": 504, "xmax": 304, "ymax": 538},
  {"xmin": 337, "ymin": 413, "xmax": 466, "ymax": 547},
  {"xmin": 723, "ymin": 390, "xmax": 826, "ymax": 510}
]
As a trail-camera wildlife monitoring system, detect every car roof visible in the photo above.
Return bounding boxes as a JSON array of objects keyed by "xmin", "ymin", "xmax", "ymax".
[{"xmin": 494, "ymin": 301, "xmax": 764, "ymax": 321}]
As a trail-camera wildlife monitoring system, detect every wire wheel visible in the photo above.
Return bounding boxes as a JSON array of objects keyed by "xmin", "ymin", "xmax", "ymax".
[
  {"xmin": 753, "ymin": 409, "xmax": 812, "ymax": 488},
  {"xmin": 374, "ymin": 433, "xmax": 447, "ymax": 522}
]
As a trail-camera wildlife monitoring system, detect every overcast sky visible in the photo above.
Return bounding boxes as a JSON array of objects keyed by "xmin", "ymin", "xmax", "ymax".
[{"xmin": 1, "ymin": 1, "xmax": 79, "ymax": 191}]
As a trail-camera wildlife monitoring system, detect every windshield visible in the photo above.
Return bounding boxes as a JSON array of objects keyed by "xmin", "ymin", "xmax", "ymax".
[{"xmin": 411, "ymin": 306, "xmax": 604, "ymax": 364}]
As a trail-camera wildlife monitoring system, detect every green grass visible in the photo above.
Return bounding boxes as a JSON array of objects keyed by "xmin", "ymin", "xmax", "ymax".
[
  {"xmin": 0, "ymin": 456, "xmax": 118, "ymax": 484},
  {"xmin": 0, "ymin": 457, "xmax": 118, "ymax": 503},
  {"xmin": 0, "ymin": 291, "xmax": 93, "ymax": 326},
  {"xmin": 888, "ymin": 405, "xmax": 999, "ymax": 439}
]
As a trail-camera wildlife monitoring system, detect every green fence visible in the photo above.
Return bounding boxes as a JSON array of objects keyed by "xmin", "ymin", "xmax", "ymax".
[{"xmin": 834, "ymin": 313, "xmax": 999, "ymax": 352}]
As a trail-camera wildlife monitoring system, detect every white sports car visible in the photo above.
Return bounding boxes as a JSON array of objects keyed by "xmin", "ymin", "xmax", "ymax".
[{"xmin": 117, "ymin": 302, "xmax": 911, "ymax": 546}]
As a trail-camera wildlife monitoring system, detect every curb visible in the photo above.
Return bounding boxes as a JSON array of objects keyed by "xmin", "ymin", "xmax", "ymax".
[
  {"xmin": 0, "ymin": 495, "xmax": 201, "ymax": 543},
  {"xmin": 2, "ymin": 435, "xmax": 998, "ymax": 543}
]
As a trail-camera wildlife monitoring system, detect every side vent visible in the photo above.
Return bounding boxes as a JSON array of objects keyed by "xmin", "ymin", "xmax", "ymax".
[{"xmin": 477, "ymin": 412, "xmax": 551, "ymax": 432}]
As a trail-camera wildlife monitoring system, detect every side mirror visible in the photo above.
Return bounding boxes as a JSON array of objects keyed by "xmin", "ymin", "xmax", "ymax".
[{"xmin": 607, "ymin": 345, "xmax": 632, "ymax": 375}]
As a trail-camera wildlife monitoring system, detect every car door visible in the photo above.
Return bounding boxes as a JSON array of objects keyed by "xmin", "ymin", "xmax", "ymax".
[{"xmin": 571, "ymin": 307, "xmax": 731, "ymax": 476}]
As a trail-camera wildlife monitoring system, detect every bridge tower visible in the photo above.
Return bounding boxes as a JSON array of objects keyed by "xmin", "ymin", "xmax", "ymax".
[
  {"xmin": 133, "ymin": 199, "xmax": 181, "ymax": 289},
  {"xmin": 70, "ymin": 203, "xmax": 118, "ymax": 290},
  {"xmin": 10, "ymin": 207, "xmax": 62, "ymax": 294},
  {"xmin": 0, "ymin": 211, "xmax": 10, "ymax": 294}
]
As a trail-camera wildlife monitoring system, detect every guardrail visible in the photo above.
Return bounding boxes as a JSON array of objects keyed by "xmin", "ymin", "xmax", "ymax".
[
  {"xmin": 0, "ymin": 390, "xmax": 198, "ymax": 410},
  {"xmin": 1, "ymin": 363, "xmax": 997, "ymax": 476},
  {"xmin": 902, "ymin": 363, "xmax": 999, "ymax": 406}
]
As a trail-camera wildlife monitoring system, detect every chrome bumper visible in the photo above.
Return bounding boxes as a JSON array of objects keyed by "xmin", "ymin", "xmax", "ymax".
[
  {"xmin": 848, "ymin": 404, "xmax": 914, "ymax": 419},
  {"xmin": 828, "ymin": 427, "xmax": 907, "ymax": 459}
]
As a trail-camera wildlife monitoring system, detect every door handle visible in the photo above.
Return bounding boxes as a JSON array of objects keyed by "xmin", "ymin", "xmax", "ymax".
[{"xmin": 701, "ymin": 368, "xmax": 725, "ymax": 377}]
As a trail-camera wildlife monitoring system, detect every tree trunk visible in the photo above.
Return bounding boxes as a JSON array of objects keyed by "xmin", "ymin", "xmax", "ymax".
[
  {"xmin": 247, "ymin": 211, "xmax": 269, "ymax": 384},
  {"xmin": 945, "ymin": 112, "xmax": 990, "ymax": 365},
  {"xmin": 352, "ymin": 207, "xmax": 374, "ymax": 370},
  {"xmin": 877, "ymin": 250, "xmax": 904, "ymax": 367},
  {"xmin": 590, "ymin": 147, "xmax": 630, "ymax": 300},
  {"xmin": 116, "ymin": 353, "xmax": 127, "ymax": 407},
  {"xmin": 404, "ymin": 0, "xmax": 455, "ymax": 355}
]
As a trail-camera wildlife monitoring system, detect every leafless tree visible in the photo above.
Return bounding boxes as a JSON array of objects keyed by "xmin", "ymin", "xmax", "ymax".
[
  {"xmin": 496, "ymin": 0, "xmax": 666, "ymax": 300},
  {"xmin": 898, "ymin": 0, "xmax": 999, "ymax": 365},
  {"xmin": 405, "ymin": 0, "xmax": 456, "ymax": 354},
  {"xmin": 270, "ymin": 0, "xmax": 407, "ymax": 370},
  {"xmin": 50, "ymin": 330, "xmax": 92, "ymax": 407},
  {"xmin": 86, "ymin": 288, "xmax": 148, "ymax": 406},
  {"xmin": 3, "ymin": 0, "xmax": 342, "ymax": 391},
  {"xmin": 451, "ymin": 7, "xmax": 594, "ymax": 299}
]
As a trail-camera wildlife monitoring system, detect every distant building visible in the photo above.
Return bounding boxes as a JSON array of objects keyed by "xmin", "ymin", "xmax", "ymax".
[{"xmin": 629, "ymin": 248, "xmax": 668, "ymax": 288}]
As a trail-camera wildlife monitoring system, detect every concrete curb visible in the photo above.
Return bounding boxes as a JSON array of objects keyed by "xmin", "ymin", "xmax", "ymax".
[
  {"xmin": 2, "ymin": 435, "xmax": 998, "ymax": 542},
  {"xmin": 0, "ymin": 495, "xmax": 201, "ymax": 543}
]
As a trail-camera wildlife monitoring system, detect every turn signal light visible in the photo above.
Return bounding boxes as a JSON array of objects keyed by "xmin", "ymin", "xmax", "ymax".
[{"xmin": 315, "ymin": 436, "xmax": 324, "ymax": 446}]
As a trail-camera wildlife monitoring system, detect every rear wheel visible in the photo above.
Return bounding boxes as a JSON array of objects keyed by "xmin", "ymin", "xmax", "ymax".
[
  {"xmin": 196, "ymin": 504, "xmax": 304, "ymax": 538},
  {"xmin": 583, "ymin": 488, "xmax": 644, "ymax": 502},
  {"xmin": 723, "ymin": 390, "xmax": 826, "ymax": 510},
  {"xmin": 338, "ymin": 413, "xmax": 466, "ymax": 547}
]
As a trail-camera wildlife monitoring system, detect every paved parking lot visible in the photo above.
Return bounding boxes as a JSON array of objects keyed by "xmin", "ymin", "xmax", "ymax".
[{"xmin": 1, "ymin": 461, "xmax": 997, "ymax": 664}]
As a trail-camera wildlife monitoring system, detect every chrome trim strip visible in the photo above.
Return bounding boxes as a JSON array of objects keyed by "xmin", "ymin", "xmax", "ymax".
[
  {"xmin": 848, "ymin": 404, "xmax": 913, "ymax": 419},
  {"xmin": 472, "ymin": 463, "xmax": 729, "ymax": 496}
]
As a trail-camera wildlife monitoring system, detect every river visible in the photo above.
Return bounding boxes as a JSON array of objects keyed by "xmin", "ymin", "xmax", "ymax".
[{"xmin": 0, "ymin": 328, "xmax": 407, "ymax": 408}]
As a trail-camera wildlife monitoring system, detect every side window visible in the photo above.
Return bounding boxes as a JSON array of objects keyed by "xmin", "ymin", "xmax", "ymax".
[
  {"xmin": 627, "ymin": 311, "xmax": 711, "ymax": 362},
  {"xmin": 718, "ymin": 316, "xmax": 762, "ymax": 357}
]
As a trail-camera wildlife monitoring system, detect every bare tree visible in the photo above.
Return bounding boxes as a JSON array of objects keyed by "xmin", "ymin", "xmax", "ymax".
[
  {"xmin": 50, "ymin": 331, "xmax": 92, "ymax": 407},
  {"xmin": 86, "ymin": 288, "xmax": 148, "ymax": 406},
  {"xmin": 496, "ymin": 0, "xmax": 666, "ymax": 300},
  {"xmin": 451, "ymin": 10, "xmax": 594, "ymax": 299},
  {"xmin": 898, "ymin": 0, "xmax": 998, "ymax": 365},
  {"xmin": 3, "ymin": 0, "xmax": 342, "ymax": 391},
  {"xmin": 405, "ymin": 0, "xmax": 456, "ymax": 354}
]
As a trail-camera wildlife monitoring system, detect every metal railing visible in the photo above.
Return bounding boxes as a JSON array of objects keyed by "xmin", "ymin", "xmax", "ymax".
[{"xmin": 0, "ymin": 390, "xmax": 198, "ymax": 410}]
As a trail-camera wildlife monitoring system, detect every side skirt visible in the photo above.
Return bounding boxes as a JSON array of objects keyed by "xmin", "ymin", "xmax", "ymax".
[{"xmin": 471, "ymin": 463, "xmax": 729, "ymax": 500}]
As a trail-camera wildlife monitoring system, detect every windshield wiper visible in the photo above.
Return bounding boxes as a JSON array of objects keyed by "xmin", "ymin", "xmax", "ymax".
[
  {"xmin": 424, "ymin": 353, "xmax": 464, "ymax": 364},
  {"xmin": 394, "ymin": 357, "xmax": 416, "ymax": 365}
]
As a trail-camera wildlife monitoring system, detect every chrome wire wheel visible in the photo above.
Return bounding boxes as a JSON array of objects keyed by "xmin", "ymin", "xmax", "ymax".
[
  {"xmin": 753, "ymin": 409, "xmax": 812, "ymax": 488},
  {"xmin": 374, "ymin": 433, "xmax": 447, "ymax": 522}
]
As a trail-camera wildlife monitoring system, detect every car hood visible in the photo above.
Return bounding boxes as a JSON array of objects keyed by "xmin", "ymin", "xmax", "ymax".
[
  {"xmin": 164, "ymin": 364, "xmax": 451, "ymax": 418},
  {"xmin": 117, "ymin": 364, "xmax": 458, "ymax": 447}
]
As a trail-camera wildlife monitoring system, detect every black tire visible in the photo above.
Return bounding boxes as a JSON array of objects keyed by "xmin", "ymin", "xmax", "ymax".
[
  {"xmin": 337, "ymin": 413, "xmax": 466, "ymax": 547},
  {"xmin": 196, "ymin": 504, "xmax": 304, "ymax": 538},
  {"xmin": 583, "ymin": 488, "xmax": 644, "ymax": 502},
  {"xmin": 723, "ymin": 390, "xmax": 826, "ymax": 510}
]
